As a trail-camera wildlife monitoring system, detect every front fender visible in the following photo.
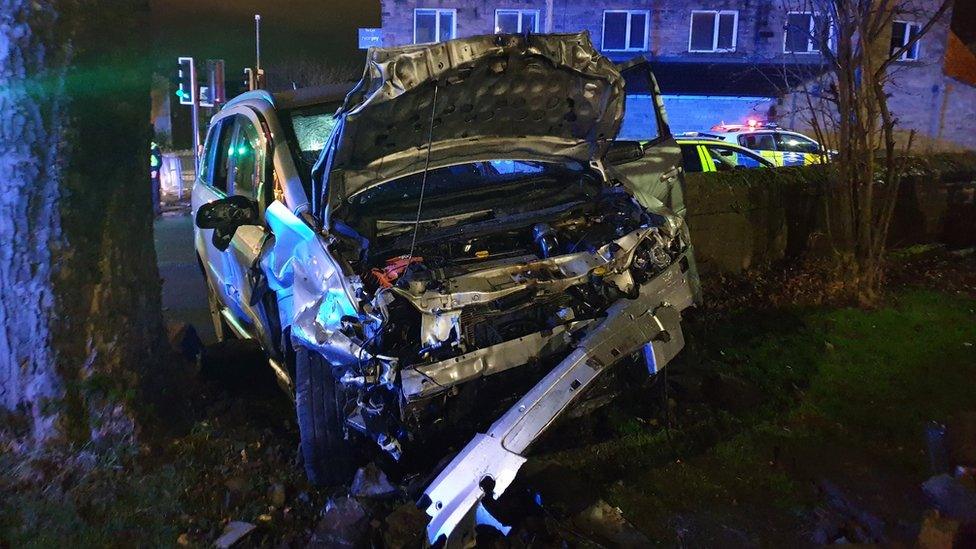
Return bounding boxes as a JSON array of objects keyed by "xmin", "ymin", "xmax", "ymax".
[{"xmin": 262, "ymin": 201, "xmax": 362, "ymax": 363}]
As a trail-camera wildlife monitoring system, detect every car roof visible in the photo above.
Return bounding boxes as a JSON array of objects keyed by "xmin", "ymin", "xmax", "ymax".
[
  {"xmin": 706, "ymin": 128, "xmax": 813, "ymax": 140},
  {"xmin": 273, "ymin": 83, "xmax": 355, "ymax": 110},
  {"xmin": 675, "ymin": 138, "xmax": 755, "ymax": 150},
  {"xmin": 222, "ymin": 84, "xmax": 356, "ymax": 112}
]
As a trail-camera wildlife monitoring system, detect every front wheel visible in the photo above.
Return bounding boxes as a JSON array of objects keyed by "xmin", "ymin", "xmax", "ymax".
[{"xmin": 293, "ymin": 346, "xmax": 354, "ymax": 485}]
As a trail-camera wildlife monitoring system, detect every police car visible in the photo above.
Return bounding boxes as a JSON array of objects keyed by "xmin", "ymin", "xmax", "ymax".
[
  {"xmin": 675, "ymin": 135, "xmax": 774, "ymax": 172},
  {"xmin": 702, "ymin": 121, "xmax": 828, "ymax": 167}
]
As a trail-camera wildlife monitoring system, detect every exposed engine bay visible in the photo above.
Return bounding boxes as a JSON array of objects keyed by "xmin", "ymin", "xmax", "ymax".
[{"xmin": 306, "ymin": 173, "xmax": 691, "ymax": 459}]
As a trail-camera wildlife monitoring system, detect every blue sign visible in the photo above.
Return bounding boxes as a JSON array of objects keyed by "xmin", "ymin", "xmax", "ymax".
[{"xmin": 358, "ymin": 28, "xmax": 384, "ymax": 49}]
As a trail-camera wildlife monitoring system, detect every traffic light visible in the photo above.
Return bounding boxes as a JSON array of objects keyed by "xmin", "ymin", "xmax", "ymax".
[
  {"xmin": 243, "ymin": 68, "xmax": 255, "ymax": 92},
  {"xmin": 176, "ymin": 57, "xmax": 194, "ymax": 106}
]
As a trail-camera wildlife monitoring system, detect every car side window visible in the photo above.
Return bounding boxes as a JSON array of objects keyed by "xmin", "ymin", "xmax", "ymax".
[
  {"xmin": 775, "ymin": 133, "xmax": 820, "ymax": 154},
  {"xmin": 739, "ymin": 133, "xmax": 775, "ymax": 151},
  {"xmin": 679, "ymin": 144, "xmax": 702, "ymax": 172},
  {"xmin": 211, "ymin": 118, "xmax": 237, "ymax": 192},
  {"xmin": 200, "ymin": 120, "xmax": 220, "ymax": 185},
  {"xmin": 706, "ymin": 145, "xmax": 766, "ymax": 169},
  {"xmin": 703, "ymin": 146, "xmax": 735, "ymax": 171},
  {"xmin": 230, "ymin": 119, "xmax": 263, "ymax": 201}
]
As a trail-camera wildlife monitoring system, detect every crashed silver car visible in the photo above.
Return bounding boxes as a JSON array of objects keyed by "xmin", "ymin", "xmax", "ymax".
[{"xmin": 192, "ymin": 32, "xmax": 699, "ymax": 544}]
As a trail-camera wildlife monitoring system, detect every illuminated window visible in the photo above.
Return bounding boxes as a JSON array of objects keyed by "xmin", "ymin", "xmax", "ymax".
[
  {"xmin": 689, "ymin": 11, "xmax": 737, "ymax": 52},
  {"xmin": 414, "ymin": 9, "xmax": 456, "ymax": 44},
  {"xmin": 602, "ymin": 10, "xmax": 649, "ymax": 52},
  {"xmin": 495, "ymin": 9, "xmax": 539, "ymax": 34},
  {"xmin": 891, "ymin": 21, "xmax": 921, "ymax": 60}
]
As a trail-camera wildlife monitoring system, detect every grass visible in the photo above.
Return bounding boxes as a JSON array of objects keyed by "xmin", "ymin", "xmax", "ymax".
[
  {"xmin": 2, "ymin": 286, "xmax": 974, "ymax": 546},
  {"xmin": 546, "ymin": 287, "xmax": 976, "ymax": 544},
  {"xmin": 0, "ymin": 416, "xmax": 323, "ymax": 547}
]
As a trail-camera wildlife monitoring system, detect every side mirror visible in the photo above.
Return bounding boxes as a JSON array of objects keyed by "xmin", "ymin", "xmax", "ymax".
[
  {"xmin": 604, "ymin": 140, "xmax": 645, "ymax": 165},
  {"xmin": 195, "ymin": 195, "xmax": 258, "ymax": 251}
]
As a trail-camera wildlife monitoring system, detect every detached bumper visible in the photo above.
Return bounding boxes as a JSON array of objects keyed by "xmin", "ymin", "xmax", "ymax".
[{"xmin": 420, "ymin": 259, "xmax": 694, "ymax": 544}]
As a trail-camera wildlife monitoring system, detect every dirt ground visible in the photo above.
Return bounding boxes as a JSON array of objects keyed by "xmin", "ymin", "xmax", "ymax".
[{"xmin": 2, "ymin": 247, "xmax": 975, "ymax": 547}]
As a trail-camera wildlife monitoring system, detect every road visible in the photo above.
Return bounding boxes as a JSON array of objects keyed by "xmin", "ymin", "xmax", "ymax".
[{"xmin": 153, "ymin": 211, "xmax": 214, "ymax": 343}]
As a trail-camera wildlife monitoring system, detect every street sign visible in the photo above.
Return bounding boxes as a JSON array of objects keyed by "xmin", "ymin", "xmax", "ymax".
[{"xmin": 358, "ymin": 28, "xmax": 383, "ymax": 49}]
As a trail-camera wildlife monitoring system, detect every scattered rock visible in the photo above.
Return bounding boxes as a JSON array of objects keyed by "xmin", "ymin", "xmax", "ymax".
[
  {"xmin": 947, "ymin": 411, "xmax": 976, "ymax": 467},
  {"xmin": 269, "ymin": 482, "xmax": 286, "ymax": 507},
  {"xmin": 383, "ymin": 502, "xmax": 428, "ymax": 548},
  {"xmin": 815, "ymin": 479, "xmax": 886, "ymax": 543},
  {"xmin": 166, "ymin": 321, "xmax": 205, "ymax": 363},
  {"xmin": 922, "ymin": 474, "xmax": 976, "ymax": 522},
  {"xmin": 350, "ymin": 463, "xmax": 396, "ymax": 498},
  {"xmin": 309, "ymin": 496, "xmax": 368, "ymax": 548},
  {"xmin": 571, "ymin": 499, "xmax": 651, "ymax": 547},
  {"xmin": 214, "ymin": 521, "xmax": 256, "ymax": 548},
  {"xmin": 917, "ymin": 510, "xmax": 961, "ymax": 549}
]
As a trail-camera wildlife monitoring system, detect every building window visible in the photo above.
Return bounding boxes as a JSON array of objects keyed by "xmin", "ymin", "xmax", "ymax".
[
  {"xmin": 495, "ymin": 9, "xmax": 539, "ymax": 34},
  {"xmin": 784, "ymin": 12, "xmax": 831, "ymax": 53},
  {"xmin": 414, "ymin": 9, "xmax": 456, "ymax": 44},
  {"xmin": 689, "ymin": 10, "xmax": 738, "ymax": 52},
  {"xmin": 603, "ymin": 10, "xmax": 649, "ymax": 52},
  {"xmin": 891, "ymin": 21, "xmax": 921, "ymax": 60}
]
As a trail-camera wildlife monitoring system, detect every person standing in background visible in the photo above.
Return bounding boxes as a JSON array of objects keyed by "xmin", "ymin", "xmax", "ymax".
[{"xmin": 150, "ymin": 139, "xmax": 162, "ymax": 217}]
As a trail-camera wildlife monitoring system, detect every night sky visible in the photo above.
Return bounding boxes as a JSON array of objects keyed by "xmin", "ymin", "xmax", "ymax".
[{"xmin": 151, "ymin": 0, "xmax": 381, "ymax": 84}]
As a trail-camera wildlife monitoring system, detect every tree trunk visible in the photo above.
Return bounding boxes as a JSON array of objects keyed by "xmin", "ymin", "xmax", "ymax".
[{"xmin": 0, "ymin": 0, "xmax": 166, "ymax": 446}]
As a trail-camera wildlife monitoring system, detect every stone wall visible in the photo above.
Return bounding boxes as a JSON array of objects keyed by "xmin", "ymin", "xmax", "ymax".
[{"xmin": 683, "ymin": 154, "xmax": 976, "ymax": 274}]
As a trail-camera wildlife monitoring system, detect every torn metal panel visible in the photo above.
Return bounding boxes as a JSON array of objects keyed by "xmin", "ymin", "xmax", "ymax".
[
  {"xmin": 421, "ymin": 259, "xmax": 693, "ymax": 544},
  {"xmin": 401, "ymin": 324, "xmax": 576, "ymax": 400}
]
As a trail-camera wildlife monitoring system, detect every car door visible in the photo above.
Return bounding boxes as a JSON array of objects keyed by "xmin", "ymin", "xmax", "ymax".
[
  {"xmin": 773, "ymin": 132, "xmax": 824, "ymax": 165},
  {"xmin": 606, "ymin": 59, "xmax": 686, "ymax": 216},
  {"xmin": 192, "ymin": 117, "xmax": 237, "ymax": 307},
  {"xmin": 221, "ymin": 111, "xmax": 275, "ymax": 340},
  {"xmin": 702, "ymin": 143, "xmax": 773, "ymax": 170},
  {"xmin": 737, "ymin": 132, "xmax": 782, "ymax": 166}
]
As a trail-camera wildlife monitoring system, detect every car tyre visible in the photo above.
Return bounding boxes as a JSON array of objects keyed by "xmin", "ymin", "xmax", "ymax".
[{"xmin": 294, "ymin": 346, "xmax": 353, "ymax": 485}]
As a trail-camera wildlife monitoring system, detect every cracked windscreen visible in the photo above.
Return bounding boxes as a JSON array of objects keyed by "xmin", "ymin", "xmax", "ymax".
[{"xmin": 280, "ymin": 103, "xmax": 342, "ymax": 193}]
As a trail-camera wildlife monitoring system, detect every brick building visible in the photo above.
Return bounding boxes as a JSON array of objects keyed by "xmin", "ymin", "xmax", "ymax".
[{"xmin": 378, "ymin": 0, "xmax": 975, "ymax": 149}]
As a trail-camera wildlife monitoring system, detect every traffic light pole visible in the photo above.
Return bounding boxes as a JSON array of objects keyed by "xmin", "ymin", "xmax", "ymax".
[{"xmin": 189, "ymin": 59, "xmax": 201, "ymax": 177}]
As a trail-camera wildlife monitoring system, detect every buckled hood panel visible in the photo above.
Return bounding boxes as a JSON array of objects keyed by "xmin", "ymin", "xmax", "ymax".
[{"xmin": 325, "ymin": 32, "xmax": 625, "ymax": 206}]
